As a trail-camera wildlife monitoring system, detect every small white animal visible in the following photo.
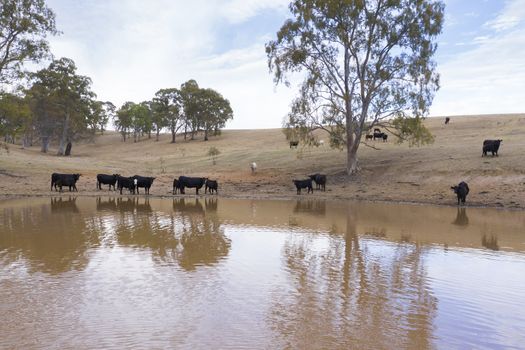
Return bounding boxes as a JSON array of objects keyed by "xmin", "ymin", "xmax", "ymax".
[
  {"xmin": 250, "ymin": 162, "xmax": 257, "ymax": 174},
  {"xmin": 319, "ymin": 140, "xmax": 324, "ymax": 146}
]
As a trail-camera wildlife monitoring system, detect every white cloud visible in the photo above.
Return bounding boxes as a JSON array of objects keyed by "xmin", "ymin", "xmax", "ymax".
[
  {"xmin": 45, "ymin": 0, "xmax": 292, "ymax": 129},
  {"xmin": 484, "ymin": 0, "xmax": 525, "ymax": 31},
  {"xmin": 430, "ymin": 0, "xmax": 525, "ymax": 116},
  {"xmin": 221, "ymin": 0, "xmax": 289, "ymax": 24},
  {"xmin": 432, "ymin": 32, "xmax": 525, "ymax": 115}
]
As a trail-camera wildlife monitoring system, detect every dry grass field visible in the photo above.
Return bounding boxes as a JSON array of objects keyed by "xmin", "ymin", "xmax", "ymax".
[{"xmin": 1, "ymin": 114, "xmax": 524, "ymax": 209}]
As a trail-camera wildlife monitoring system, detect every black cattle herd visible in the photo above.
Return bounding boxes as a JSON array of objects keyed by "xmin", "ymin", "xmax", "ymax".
[{"xmin": 49, "ymin": 121, "xmax": 504, "ymax": 206}]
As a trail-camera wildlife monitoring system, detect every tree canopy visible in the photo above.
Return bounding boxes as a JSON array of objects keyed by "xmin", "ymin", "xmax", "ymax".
[
  {"xmin": 28, "ymin": 57, "xmax": 96, "ymax": 154},
  {"xmin": 266, "ymin": 0, "xmax": 444, "ymax": 174},
  {"xmin": 115, "ymin": 79, "xmax": 233, "ymax": 143},
  {"xmin": 0, "ymin": 0, "xmax": 58, "ymax": 83}
]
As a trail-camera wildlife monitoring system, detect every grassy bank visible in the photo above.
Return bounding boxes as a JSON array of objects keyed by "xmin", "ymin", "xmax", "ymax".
[{"xmin": 1, "ymin": 114, "xmax": 524, "ymax": 209}]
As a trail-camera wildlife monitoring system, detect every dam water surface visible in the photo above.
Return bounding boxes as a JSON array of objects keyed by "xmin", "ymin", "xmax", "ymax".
[{"xmin": 1, "ymin": 197, "xmax": 524, "ymax": 349}]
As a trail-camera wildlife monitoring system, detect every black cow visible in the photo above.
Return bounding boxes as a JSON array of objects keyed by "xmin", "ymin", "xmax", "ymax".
[
  {"xmin": 482, "ymin": 139, "xmax": 502, "ymax": 157},
  {"xmin": 173, "ymin": 178, "xmax": 182, "ymax": 194},
  {"xmin": 53, "ymin": 173, "xmax": 80, "ymax": 192},
  {"xmin": 308, "ymin": 173, "xmax": 327, "ymax": 191},
  {"xmin": 178, "ymin": 176, "xmax": 207, "ymax": 195},
  {"xmin": 451, "ymin": 181, "xmax": 469, "ymax": 205},
  {"xmin": 365, "ymin": 134, "xmax": 373, "ymax": 140},
  {"xmin": 373, "ymin": 132, "xmax": 384, "ymax": 140},
  {"xmin": 132, "ymin": 175, "xmax": 155, "ymax": 195},
  {"xmin": 51, "ymin": 173, "xmax": 75, "ymax": 191},
  {"xmin": 293, "ymin": 179, "xmax": 313, "ymax": 194},
  {"xmin": 97, "ymin": 174, "xmax": 119, "ymax": 191},
  {"xmin": 445, "ymin": 117, "xmax": 450, "ymax": 124},
  {"xmin": 290, "ymin": 140, "xmax": 299, "ymax": 149},
  {"xmin": 51, "ymin": 172, "xmax": 62, "ymax": 191},
  {"xmin": 117, "ymin": 175, "xmax": 136, "ymax": 195},
  {"xmin": 205, "ymin": 179, "xmax": 218, "ymax": 194},
  {"xmin": 382, "ymin": 134, "xmax": 388, "ymax": 142}
]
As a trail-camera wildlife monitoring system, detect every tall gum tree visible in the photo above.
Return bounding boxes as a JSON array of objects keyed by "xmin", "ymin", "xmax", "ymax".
[
  {"xmin": 0, "ymin": 0, "xmax": 58, "ymax": 83},
  {"xmin": 266, "ymin": 0, "xmax": 444, "ymax": 174},
  {"xmin": 30, "ymin": 57, "xmax": 95, "ymax": 155}
]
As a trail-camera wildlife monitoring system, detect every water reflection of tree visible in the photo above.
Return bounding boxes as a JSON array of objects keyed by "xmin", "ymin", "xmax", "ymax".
[
  {"xmin": 174, "ymin": 198, "xmax": 230, "ymax": 271},
  {"xmin": 482, "ymin": 234, "xmax": 499, "ymax": 251},
  {"xmin": 0, "ymin": 197, "xmax": 95, "ymax": 274},
  {"xmin": 269, "ymin": 206, "xmax": 437, "ymax": 349}
]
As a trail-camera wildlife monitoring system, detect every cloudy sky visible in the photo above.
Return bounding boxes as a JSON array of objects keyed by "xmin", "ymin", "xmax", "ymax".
[{"xmin": 45, "ymin": 0, "xmax": 525, "ymax": 129}]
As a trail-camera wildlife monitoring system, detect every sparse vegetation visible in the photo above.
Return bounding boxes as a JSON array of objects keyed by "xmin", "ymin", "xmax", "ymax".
[
  {"xmin": 0, "ymin": 114, "xmax": 524, "ymax": 209},
  {"xmin": 207, "ymin": 146, "xmax": 220, "ymax": 165}
]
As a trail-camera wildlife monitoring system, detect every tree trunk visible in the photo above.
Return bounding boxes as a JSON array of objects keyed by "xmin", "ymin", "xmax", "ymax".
[
  {"xmin": 346, "ymin": 144, "xmax": 359, "ymax": 174},
  {"xmin": 41, "ymin": 136, "xmax": 49, "ymax": 153},
  {"xmin": 204, "ymin": 127, "xmax": 209, "ymax": 141},
  {"xmin": 171, "ymin": 126, "xmax": 176, "ymax": 143},
  {"xmin": 57, "ymin": 113, "xmax": 70, "ymax": 156},
  {"xmin": 65, "ymin": 142, "xmax": 72, "ymax": 156},
  {"xmin": 346, "ymin": 110, "xmax": 360, "ymax": 174},
  {"xmin": 156, "ymin": 128, "xmax": 160, "ymax": 141}
]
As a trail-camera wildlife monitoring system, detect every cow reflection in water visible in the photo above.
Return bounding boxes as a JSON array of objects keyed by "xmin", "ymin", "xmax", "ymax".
[
  {"xmin": 293, "ymin": 200, "xmax": 326, "ymax": 216},
  {"xmin": 96, "ymin": 197, "xmax": 117, "ymax": 211},
  {"xmin": 0, "ymin": 198, "xmax": 94, "ymax": 274},
  {"xmin": 51, "ymin": 196, "xmax": 79, "ymax": 213},
  {"xmin": 452, "ymin": 207, "xmax": 469, "ymax": 226},
  {"xmin": 92, "ymin": 198, "xmax": 230, "ymax": 268},
  {"xmin": 173, "ymin": 198, "xmax": 230, "ymax": 271},
  {"xmin": 116, "ymin": 197, "xmax": 152, "ymax": 213},
  {"xmin": 268, "ymin": 206, "xmax": 437, "ymax": 349},
  {"xmin": 205, "ymin": 197, "xmax": 218, "ymax": 212}
]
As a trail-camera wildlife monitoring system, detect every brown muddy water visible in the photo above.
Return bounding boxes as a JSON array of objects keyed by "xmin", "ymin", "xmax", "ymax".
[{"xmin": 0, "ymin": 197, "xmax": 524, "ymax": 349}]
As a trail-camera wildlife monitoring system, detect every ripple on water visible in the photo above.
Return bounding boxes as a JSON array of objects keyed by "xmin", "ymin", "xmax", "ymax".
[{"xmin": 1, "ymin": 197, "xmax": 525, "ymax": 349}]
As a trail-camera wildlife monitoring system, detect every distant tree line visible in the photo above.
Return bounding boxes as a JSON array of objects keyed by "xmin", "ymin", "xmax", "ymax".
[
  {"xmin": 114, "ymin": 79, "xmax": 233, "ymax": 144},
  {"xmin": 0, "ymin": 0, "xmax": 233, "ymax": 155}
]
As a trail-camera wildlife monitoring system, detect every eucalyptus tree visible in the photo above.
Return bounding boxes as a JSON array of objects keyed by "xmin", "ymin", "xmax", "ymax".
[
  {"xmin": 198, "ymin": 88, "xmax": 233, "ymax": 141},
  {"xmin": 128, "ymin": 102, "xmax": 150, "ymax": 142},
  {"xmin": 153, "ymin": 88, "xmax": 183, "ymax": 143},
  {"xmin": 266, "ymin": 0, "xmax": 444, "ymax": 174},
  {"xmin": 29, "ymin": 57, "xmax": 95, "ymax": 155},
  {"xmin": 90, "ymin": 101, "xmax": 114, "ymax": 135},
  {"xmin": 0, "ymin": 0, "xmax": 58, "ymax": 83},
  {"xmin": 115, "ymin": 102, "xmax": 134, "ymax": 141},
  {"xmin": 139, "ymin": 101, "xmax": 153, "ymax": 139},
  {"xmin": 180, "ymin": 79, "xmax": 201, "ymax": 140},
  {"xmin": 0, "ymin": 92, "xmax": 31, "ymax": 144}
]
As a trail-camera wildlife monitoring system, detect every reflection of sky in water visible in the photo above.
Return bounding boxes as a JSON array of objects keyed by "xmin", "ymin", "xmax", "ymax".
[
  {"xmin": 1, "ymin": 197, "xmax": 525, "ymax": 349},
  {"xmin": 427, "ymin": 249, "xmax": 525, "ymax": 349}
]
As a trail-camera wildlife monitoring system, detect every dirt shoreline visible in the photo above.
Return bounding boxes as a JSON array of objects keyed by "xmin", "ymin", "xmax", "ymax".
[
  {"xmin": 0, "ymin": 188, "xmax": 522, "ymax": 211},
  {"xmin": 1, "ymin": 114, "xmax": 524, "ymax": 210}
]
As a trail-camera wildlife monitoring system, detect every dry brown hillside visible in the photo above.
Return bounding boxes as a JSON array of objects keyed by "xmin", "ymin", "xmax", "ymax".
[{"xmin": 1, "ymin": 114, "xmax": 524, "ymax": 209}]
